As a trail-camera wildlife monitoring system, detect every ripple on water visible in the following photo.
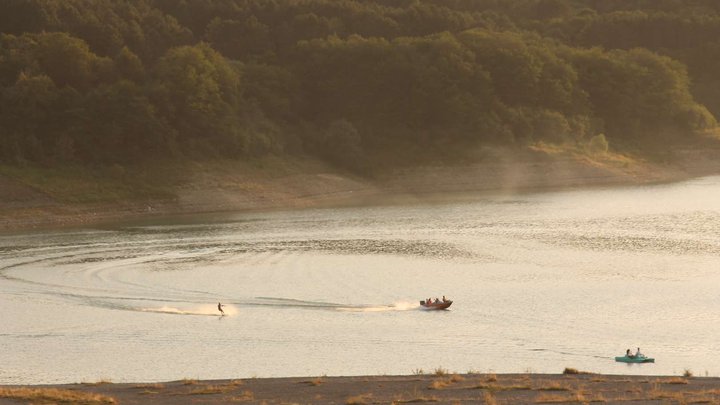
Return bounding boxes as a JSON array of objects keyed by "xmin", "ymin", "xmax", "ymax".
[{"xmin": 3, "ymin": 178, "xmax": 720, "ymax": 383}]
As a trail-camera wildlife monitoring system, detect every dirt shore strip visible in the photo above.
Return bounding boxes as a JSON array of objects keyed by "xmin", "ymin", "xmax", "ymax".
[{"xmin": 1, "ymin": 373, "xmax": 719, "ymax": 404}]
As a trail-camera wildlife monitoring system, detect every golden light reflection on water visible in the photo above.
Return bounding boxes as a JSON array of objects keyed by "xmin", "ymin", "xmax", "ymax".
[{"xmin": 1, "ymin": 176, "xmax": 720, "ymax": 383}]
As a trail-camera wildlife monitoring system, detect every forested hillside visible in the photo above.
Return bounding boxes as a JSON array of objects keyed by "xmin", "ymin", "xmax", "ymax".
[{"xmin": 1, "ymin": 0, "xmax": 719, "ymax": 172}]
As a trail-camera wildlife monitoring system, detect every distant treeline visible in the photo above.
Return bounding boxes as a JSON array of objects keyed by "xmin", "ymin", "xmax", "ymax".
[{"xmin": 1, "ymin": 0, "xmax": 719, "ymax": 170}]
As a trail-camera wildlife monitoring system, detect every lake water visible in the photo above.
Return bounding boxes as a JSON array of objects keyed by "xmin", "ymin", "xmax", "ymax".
[{"xmin": 2, "ymin": 177, "xmax": 720, "ymax": 384}]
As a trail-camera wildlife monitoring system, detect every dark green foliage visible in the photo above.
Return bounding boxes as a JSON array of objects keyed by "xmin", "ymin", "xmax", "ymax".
[
  {"xmin": 81, "ymin": 81, "xmax": 173, "ymax": 163},
  {"xmin": 33, "ymin": 32, "xmax": 110, "ymax": 90},
  {"xmin": 321, "ymin": 119, "xmax": 366, "ymax": 171},
  {"xmin": 151, "ymin": 44, "xmax": 240, "ymax": 150},
  {"xmin": 114, "ymin": 46, "xmax": 145, "ymax": 82},
  {"xmin": 0, "ymin": 0, "xmax": 718, "ymax": 170},
  {"xmin": 206, "ymin": 16, "xmax": 272, "ymax": 60},
  {"xmin": 568, "ymin": 46, "xmax": 714, "ymax": 148}
]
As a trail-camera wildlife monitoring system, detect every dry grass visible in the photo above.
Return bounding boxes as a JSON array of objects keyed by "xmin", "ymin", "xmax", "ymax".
[
  {"xmin": 512, "ymin": 384, "xmax": 537, "ymax": 391},
  {"xmin": 392, "ymin": 387, "xmax": 439, "ymax": 404},
  {"xmin": 535, "ymin": 392, "xmax": 572, "ymax": 403},
  {"xmin": 563, "ymin": 367, "xmax": 594, "ymax": 375},
  {"xmin": 188, "ymin": 384, "xmax": 234, "ymax": 395},
  {"xmin": 624, "ymin": 385, "xmax": 643, "ymax": 394},
  {"xmin": 649, "ymin": 389, "xmax": 686, "ymax": 402},
  {"xmin": 82, "ymin": 379, "xmax": 112, "ymax": 386},
  {"xmin": 392, "ymin": 395, "xmax": 439, "ymax": 403},
  {"xmin": 486, "ymin": 374, "xmax": 498, "ymax": 383},
  {"xmin": 346, "ymin": 393, "xmax": 373, "ymax": 404},
  {"xmin": 133, "ymin": 383, "xmax": 165, "ymax": 390},
  {"xmin": 573, "ymin": 388, "xmax": 606, "ymax": 403},
  {"xmin": 660, "ymin": 377, "xmax": 689, "ymax": 385},
  {"xmin": 535, "ymin": 391, "xmax": 586, "ymax": 403},
  {"xmin": 574, "ymin": 391, "xmax": 588, "ymax": 403},
  {"xmin": 181, "ymin": 378, "xmax": 199, "ymax": 385},
  {"xmin": 434, "ymin": 367, "xmax": 449, "ymax": 376},
  {"xmin": 688, "ymin": 392, "xmax": 720, "ymax": 404},
  {"xmin": 693, "ymin": 389, "xmax": 720, "ymax": 396},
  {"xmin": 530, "ymin": 141, "xmax": 639, "ymax": 171},
  {"xmin": 300, "ymin": 377, "xmax": 324, "ymax": 386},
  {"xmin": 471, "ymin": 383, "xmax": 533, "ymax": 391},
  {"xmin": 0, "ymin": 387, "xmax": 116, "ymax": 404},
  {"xmin": 229, "ymin": 390, "xmax": 254, "ymax": 402},
  {"xmin": 536, "ymin": 381, "xmax": 571, "ymax": 391},
  {"xmin": 428, "ymin": 380, "xmax": 451, "ymax": 390},
  {"xmin": 449, "ymin": 374, "xmax": 465, "ymax": 383},
  {"xmin": 483, "ymin": 391, "xmax": 498, "ymax": 405}
]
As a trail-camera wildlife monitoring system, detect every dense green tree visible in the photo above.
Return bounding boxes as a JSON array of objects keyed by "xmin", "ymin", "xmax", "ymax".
[
  {"xmin": 570, "ymin": 46, "xmax": 714, "ymax": 145},
  {"xmin": 459, "ymin": 29, "xmax": 542, "ymax": 107},
  {"xmin": 151, "ymin": 43, "xmax": 249, "ymax": 156},
  {"xmin": 321, "ymin": 119, "xmax": 366, "ymax": 171},
  {"xmin": 33, "ymin": 32, "xmax": 111, "ymax": 90},
  {"xmin": 80, "ymin": 80, "xmax": 173, "ymax": 163},
  {"xmin": 206, "ymin": 16, "xmax": 272, "ymax": 59},
  {"xmin": 0, "ymin": 73, "xmax": 82, "ymax": 163},
  {"xmin": 114, "ymin": 46, "xmax": 145, "ymax": 82},
  {"xmin": 0, "ymin": 0, "xmax": 49, "ymax": 35},
  {"xmin": 0, "ymin": 0, "xmax": 719, "ymax": 169},
  {"xmin": 0, "ymin": 34, "xmax": 39, "ymax": 87}
]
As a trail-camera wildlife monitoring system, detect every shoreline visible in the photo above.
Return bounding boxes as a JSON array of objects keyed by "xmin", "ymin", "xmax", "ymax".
[
  {"xmin": 2, "ymin": 372, "xmax": 719, "ymax": 404},
  {"xmin": 2, "ymin": 147, "xmax": 720, "ymax": 232}
]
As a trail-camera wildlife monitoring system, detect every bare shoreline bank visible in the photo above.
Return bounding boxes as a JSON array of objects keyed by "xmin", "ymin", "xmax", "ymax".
[
  {"xmin": 2, "ymin": 147, "xmax": 719, "ymax": 232},
  {"xmin": 2, "ymin": 372, "xmax": 719, "ymax": 404}
]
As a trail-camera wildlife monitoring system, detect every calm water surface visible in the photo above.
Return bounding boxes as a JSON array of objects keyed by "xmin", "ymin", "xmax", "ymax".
[{"xmin": 2, "ymin": 177, "xmax": 720, "ymax": 383}]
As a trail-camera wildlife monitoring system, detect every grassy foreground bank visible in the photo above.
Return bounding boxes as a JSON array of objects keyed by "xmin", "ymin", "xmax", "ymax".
[
  {"xmin": 2, "ymin": 145, "xmax": 720, "ymax": 231},
  {"xmin": 2, "ymin": 372, "xmax": 719, "ymax": 404}
]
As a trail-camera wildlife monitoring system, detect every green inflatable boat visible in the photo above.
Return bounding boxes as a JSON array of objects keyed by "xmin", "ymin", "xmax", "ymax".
[{"xmin": 615, "ymin": 355, "xmax": 654, "ymax": 363}]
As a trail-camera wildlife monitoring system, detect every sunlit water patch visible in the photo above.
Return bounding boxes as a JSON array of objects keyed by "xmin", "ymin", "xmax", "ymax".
[{"xmin": 2, "ymin": 176, "xmax": 720, "ymax": 383}]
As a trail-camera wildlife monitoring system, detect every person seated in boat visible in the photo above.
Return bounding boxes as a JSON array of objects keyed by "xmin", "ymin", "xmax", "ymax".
[
  {"xmin": 434, "ymin": 298, "xmax": 440, "ymax": 303},
  {"xmin": 442, "ymin": 296, "xmax": 447, "ymax": 302},
  {"xmin": 626, "ymin": 349, "xmax": 635, "ymax": 358},
  {"xmin": 635, "ymin": 347, "xmax": 643, "ymax": 358}
]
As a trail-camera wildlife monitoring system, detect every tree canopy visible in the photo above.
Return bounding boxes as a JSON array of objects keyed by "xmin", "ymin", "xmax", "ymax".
[{"xmin": 1, "ymin": 0, "xmax": 718, "ymax": 169}]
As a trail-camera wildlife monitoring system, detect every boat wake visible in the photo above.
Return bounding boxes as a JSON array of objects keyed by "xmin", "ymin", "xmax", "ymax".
[
  {"xmin": 336, "ymin": 301, "xmax": 421, "ymax": 312},
  {"xmin": 530, "ymin": 348, "xmax": 610, "ymax": 360},
  {"xmin": 140, "ymin": 304, "xmax": 237, "ymax": 316},
  {"xmin": 250, "ymin": 297, "xmax": 420, "ymax": 312}
]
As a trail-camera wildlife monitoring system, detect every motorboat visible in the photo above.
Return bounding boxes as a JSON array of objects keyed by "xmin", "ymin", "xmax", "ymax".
[{"xmin": 420, "ymin": 299, "xmax": 452, "ymax": 310}]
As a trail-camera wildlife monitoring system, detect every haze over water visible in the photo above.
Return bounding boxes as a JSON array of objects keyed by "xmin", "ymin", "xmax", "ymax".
[{"xmin": 2, "ymin": 177, "xmax": 720, "ymax": 384}]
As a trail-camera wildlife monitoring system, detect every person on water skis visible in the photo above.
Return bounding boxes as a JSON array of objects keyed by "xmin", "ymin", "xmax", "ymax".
[{"xmin": 218, "ymin": 302, "xmax": 225, "ymax": 316}]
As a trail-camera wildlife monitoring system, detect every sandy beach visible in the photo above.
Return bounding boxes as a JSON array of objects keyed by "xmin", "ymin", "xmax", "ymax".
[{"xmin": 2, "ymin": 372, "xmax": 719, "ymax": 404}]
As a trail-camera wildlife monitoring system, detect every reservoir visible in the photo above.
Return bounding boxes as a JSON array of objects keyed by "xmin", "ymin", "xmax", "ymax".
[{"xmin": 2, "ymin": 176, "xmax": 720, "ymax": 384}]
